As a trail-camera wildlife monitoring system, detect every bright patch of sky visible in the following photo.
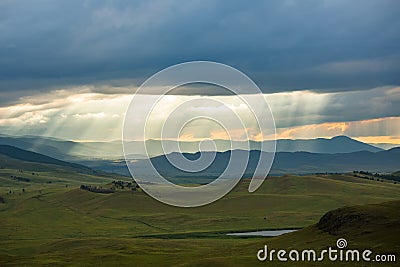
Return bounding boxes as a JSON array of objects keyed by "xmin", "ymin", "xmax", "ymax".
[{"xmin": 0, "ymin": 86, "xmax": 398, "ymax": 144}]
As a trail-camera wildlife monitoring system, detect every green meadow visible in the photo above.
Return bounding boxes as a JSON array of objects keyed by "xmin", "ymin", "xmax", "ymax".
[{"xmin": 1, "ymin": 168, "xmax": 399, "ymax": 266}]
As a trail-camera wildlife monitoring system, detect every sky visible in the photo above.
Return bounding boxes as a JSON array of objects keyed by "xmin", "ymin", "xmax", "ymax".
[{"xmin": 0, "ymin": 0, "xmax": 399, "ymax": 144}]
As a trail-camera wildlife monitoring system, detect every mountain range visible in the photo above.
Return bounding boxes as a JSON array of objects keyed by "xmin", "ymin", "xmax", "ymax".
[
  {"xmin": 130, "ymin": 148, "xmax": 400, "ymax": 180},
  {"xmin": 0, "ymin": 134, "xmax": 386, "ymax": 160},
  {"xmin": 1, "ymin": 142, "xmax": 398, "ymax": 180},
  {"xmin": 0, "ymin": 134, "xmax": 398, "ymax": 177}
]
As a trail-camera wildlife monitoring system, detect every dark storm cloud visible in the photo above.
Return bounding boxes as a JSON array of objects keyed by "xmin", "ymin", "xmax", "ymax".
[{"xmin": 0, "ymin": 0, "xmax": 399, "ymax": 101}]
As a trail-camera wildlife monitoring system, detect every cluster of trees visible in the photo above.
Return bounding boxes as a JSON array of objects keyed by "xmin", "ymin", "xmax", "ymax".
[
  {"xmin": 111, "ymin": 180, "xmax": 139, "ymax": 191},
  {"xmin": 353, "ymin": 171, "xmax": 399, "ymax": 183},
  {"xmin": 0, "ymin": 195, "xmax": 4, "ymax": 203},
  {"xmin": 373, "ymin": 173, "xmax": 400, "ymax": 183},
  {"xmin": 80, "ymin": 185, "xmax": 114, "ymax": 194},
  {"xmin": 80, "ymin": 180, "xmax": 140, "ymax": 194}
]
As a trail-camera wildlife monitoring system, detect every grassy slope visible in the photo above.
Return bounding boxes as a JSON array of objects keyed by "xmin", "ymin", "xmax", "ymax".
[{"xmin": 0, "ymin": 173, "xmax": 399, "ymax": 266}]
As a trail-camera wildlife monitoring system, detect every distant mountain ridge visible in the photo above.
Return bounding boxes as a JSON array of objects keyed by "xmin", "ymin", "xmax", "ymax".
[
  {"xmin": 368, "ymin": 143, "xmax": 400, "ymax": 150},
  {"xmin": 0, "ymin": 142, "xmax": 398, "ymax": 177},
  {"xmin": 0, "ymin": 134, "xmax": 384, "ymax": 161},
  {"xmin": 275, "ymin": 135, "xmax": 382, "ymax": 153},
  {"xmin": 130, "ymin": 148, "xmax": 400, "ymax": 179}
]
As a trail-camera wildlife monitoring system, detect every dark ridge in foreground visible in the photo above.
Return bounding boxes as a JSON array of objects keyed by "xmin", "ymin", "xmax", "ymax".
[{"xmin": 317, "ymin": 200, "xmax": 400, "ymax": 235}]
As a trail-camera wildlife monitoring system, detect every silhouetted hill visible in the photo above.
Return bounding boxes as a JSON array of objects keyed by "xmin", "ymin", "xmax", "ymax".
[
  {"xmin": 317, "ymin": 200, "xmax": 400, "ymax": 236},
  {"xmin": 0, "ymin": 145, "xmax": 94, "ymax": 173},
  {"xmin": 130, "ymin": 149, "xmax": 400, "ymax": 179},
  {"xmin": 387, "ymin": 147, "xmax": 400, "ymax": 153},
  {"xmin": 0, "ymin": 134, "xmax": 81, "ymax": 160},
  {"xmin": 275, "ymin": 135, "xmax": 383, "ymax": 153},
  {"xmin": 0, "ymin": 134, "xmax": 124, "ymax": 160}
]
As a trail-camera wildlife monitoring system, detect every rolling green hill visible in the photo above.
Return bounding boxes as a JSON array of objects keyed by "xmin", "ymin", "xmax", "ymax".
[{"xmin": 0, "ymin": 170, "xmax": 399, "ymax": 266}]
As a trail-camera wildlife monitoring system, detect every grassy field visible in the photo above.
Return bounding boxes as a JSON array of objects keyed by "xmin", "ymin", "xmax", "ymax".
[{"xmin": 0, "ymin": 169, "xmax": 399, "ymax": 266}]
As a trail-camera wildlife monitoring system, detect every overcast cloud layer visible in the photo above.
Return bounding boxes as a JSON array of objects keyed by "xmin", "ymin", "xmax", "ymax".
[
  {"xmin": 1, "ymin": 0, "xmax": 400, "ymax": 102},
  {"xmin": 0, "ymin": 1, "xmax": 399, "ymax": 143}
]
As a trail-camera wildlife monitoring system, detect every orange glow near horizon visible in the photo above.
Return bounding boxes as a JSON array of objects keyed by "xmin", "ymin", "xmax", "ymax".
[
  {"xmin": 129, "ymin": 117, "xmax": 400, "ymax": 144},
  {"xmin": 354, "ymin": 136, "xmax": 400, "ymax": 144}
]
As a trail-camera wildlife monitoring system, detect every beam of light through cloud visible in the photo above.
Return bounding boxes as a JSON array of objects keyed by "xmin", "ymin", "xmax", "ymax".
[{"xmin": 0, "ymin": 85, "xmax": 398, "ymax": 144}]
